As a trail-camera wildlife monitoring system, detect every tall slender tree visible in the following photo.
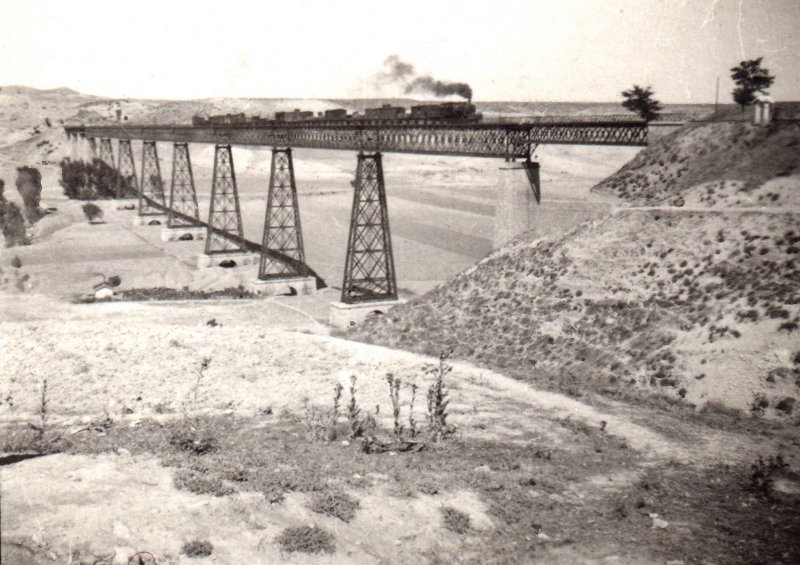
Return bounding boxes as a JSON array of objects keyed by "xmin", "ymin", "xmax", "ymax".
[
  {"xmin": 730, "ymin": 57, "xmax": 775, "ymax": 109},
  {"xmin": 621, "ymin": 85, "xmax": 662, "ymax": 121}
]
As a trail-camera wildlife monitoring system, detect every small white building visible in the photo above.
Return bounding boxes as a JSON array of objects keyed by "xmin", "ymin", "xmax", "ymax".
[
  {"xmin": 93, "ymin": 281, "xmax": 115, "ymax": 300},
  {"xmin": 753, "ymin": 94, "xmax": 774, "ymax": 126}
]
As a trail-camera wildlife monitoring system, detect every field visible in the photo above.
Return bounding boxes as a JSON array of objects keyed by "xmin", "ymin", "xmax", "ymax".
[{"xmin": 1, "ymin": 88, "xmax": 799, "ymax": 564}]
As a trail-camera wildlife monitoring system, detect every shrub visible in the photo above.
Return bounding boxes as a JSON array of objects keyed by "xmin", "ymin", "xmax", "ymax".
[
  {"xmin": 60, "ymin": 158, "xmax": 123, "ymax": 200},
  {"xmin": 775, "ymin": 397, "xmax": 795, "ymax": 414},
  {"xmin": 15, "ymin": 166, "xmax": 43, "ymax": 222},
  {"xmin": 173, "ymin": 469, "xmax": 234, "ymax": 497},
  {"xmin": 275, "ymin": 526, "xmax": 335, "ymax": 554},
  {"xmin": 1, "ymin": 185, "xmax": 27, "ymax": 247},
  {"xmin": 168, "ymin": 426, "xmax": 218, "ymax": 455},
  {"xmin": 747, "ymin": 454, "xmax": 789, "ymax": 498},
  {"xmin": 82, "ymin": 203, "xmax": 103, "ymax": 223},
  {"xmin": 441, "ymin": 506, "xmax": 471, "ymax": 534},
  {"xmin": 181, "ymin": 540, "xmax": 213, "ymax": 558},
  {"xmin": 308, "ymin": 490, "xmax": 360, "ymax": 522}
]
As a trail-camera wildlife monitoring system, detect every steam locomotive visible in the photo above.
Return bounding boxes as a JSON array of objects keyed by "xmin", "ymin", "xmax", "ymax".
[{"xmin": 191, "ymin": 101, "xmax": 481, "ymax": 127}]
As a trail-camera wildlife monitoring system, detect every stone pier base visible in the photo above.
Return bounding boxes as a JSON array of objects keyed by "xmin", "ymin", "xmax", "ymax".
[
  {"xmin": 196, "ymin": 252, "xmax": 259, "ymax": 268},
  {"xmin": 247, "ymin": 276, "xmax": 317, "ymax": 297},
  {"xmin": 329, "ymin": 299, "xmax": 406, "ymax": 329},
  {"xmin": 492, "ymin": 163, "xmax": 614, "ymax": 249},
  {"xmin": 133, "ymin": 214, "xmax": 168, "ymax": 227},
  {"xmin": 161, "ymin": 226, "xmax": 206, "ymax": 242}
]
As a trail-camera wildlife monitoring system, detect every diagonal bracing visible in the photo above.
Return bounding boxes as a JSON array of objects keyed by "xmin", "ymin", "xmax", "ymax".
[
  {"xmin": 116, "ymin": 139, "xmax": 138, "ymax": 198},
  {"xmin": 205, "ymin": 144, "xmax": 246, "ymax": 254},
  {"xmin": 258, "ymin": 148, "xmax": 307, "ymax": 279},
  {"xmin": 167, "ymin": 143, "xmax": 200, "ymax": 228},
  {"xmin": 140, "ymin": 141, "xmax": 166, "ymax": 215},
  {"xmin": 341, "ymin": 152, "xmax": 397, "ymax": 303},
  {"xmin": 99, "ymin": 138, "xmax": 114, "ymax": 167}
]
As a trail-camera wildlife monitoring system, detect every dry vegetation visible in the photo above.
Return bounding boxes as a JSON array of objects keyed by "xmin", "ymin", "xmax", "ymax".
[
  {"xmin": 352, "ymin": 121, "xmax": 800, "ymax": 417},
  {"xmin": 593, "ymin": 121, "xmax": 800, "ymax": 205}
]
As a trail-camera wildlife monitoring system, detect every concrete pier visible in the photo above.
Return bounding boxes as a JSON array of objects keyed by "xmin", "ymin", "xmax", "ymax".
[{"xmin": 492, "ymin": 164, "xmax": 614, "ymax": 248}]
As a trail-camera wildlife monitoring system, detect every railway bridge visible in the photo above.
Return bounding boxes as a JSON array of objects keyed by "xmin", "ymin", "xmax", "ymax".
[{"xmin": 63, "ymin": 116, "xmax": 673, "ymax": 325}]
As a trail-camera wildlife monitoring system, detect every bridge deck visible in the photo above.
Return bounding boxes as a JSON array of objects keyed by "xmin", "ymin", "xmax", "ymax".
[{"xmin": 66, "ymin": 119, "xmax": 649, "ymax": 159}]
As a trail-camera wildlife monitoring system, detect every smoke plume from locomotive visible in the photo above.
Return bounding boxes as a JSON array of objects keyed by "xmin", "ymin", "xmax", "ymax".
[{"xmin": 376, "ymin": 55, "xmax": 473, "ymax": 102}]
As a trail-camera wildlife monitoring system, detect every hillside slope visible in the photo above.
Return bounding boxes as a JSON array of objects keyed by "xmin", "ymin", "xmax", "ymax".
[
  {"xmin": 352, "ymin": 121, "xmax": 800, "ymax": 417},
  {"xmin": 593, "ymin": 120, "xmax": 800, "ymax": 206}
]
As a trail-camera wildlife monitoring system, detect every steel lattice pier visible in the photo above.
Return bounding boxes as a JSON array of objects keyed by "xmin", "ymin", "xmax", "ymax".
[
  {"xmin": 258, "ymin": 148, "xmax": 307, "ymax": 279},
  {"xmin": 167, "ymin": 143, "xmax": 200, "ymax": 228},
  {"xmin": 139, "ymin": 141, "xmax": 165, "ymax": 215},
  {"xmin": 116, "ymin": 139, "xmax": 138, "ymax": 198},
  {"xmin": 205, "ymin": 144, "xmax": 246, "ymax": 254},
  {"xmin": 341, "ymin": 152, "xmax": 397, "ymax": 303}
]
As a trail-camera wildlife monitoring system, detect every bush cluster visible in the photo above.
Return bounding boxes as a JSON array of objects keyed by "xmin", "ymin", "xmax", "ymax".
[{"xmin": 59, "ymin": 158, "xmax": 131, "ymax": 200}]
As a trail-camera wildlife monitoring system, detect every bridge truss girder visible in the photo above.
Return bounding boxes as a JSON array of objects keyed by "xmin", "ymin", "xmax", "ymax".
[{"xmin": 74, "ymin": 120, "xmax": 648, "ymax": 161}]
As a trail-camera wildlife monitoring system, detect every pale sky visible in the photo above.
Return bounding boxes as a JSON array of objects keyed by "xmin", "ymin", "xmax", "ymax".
[{"xmin": 0, "ymin": 0, "xmax": 798, "ymax": 103}]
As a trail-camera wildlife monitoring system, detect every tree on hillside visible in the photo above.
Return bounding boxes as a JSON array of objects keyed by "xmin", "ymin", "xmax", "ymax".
[
  {"xmin": 730, "ymin": 57, "xmax": 775, "ymax": 109},
  {"xmin": 621, "ymin": 85, "xmax": 662, "ymax": 121}
]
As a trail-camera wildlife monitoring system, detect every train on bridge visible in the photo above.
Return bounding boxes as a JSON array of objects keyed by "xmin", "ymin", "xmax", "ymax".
[{"xmin": 191, "ymin": 101, "xmax": 482, "ymax": 128}]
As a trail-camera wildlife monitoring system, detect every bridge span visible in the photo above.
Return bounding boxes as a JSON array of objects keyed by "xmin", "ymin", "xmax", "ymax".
[{"xmin": 62, "ymin": 116, "xmax": 671, "ymax": 325}]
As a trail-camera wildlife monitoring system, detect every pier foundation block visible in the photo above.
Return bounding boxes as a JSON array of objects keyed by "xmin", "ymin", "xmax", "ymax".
[
  {"xmin": 329, "ymin": 298, "xmax": 406, "ymax": 329},
  {"xmin": 247, "ymin": 276, "xmax": 317, "ymax": 297},
  {"xmin": 161, "ymin": 226, "xmax": 206, "ymax": 242},
  {"xmin": 133, "ymin": 214, "xmax": 168, "ymax": 227},
  {"xmin": 197, "ymin": 251, "xmax": 259, "ymax": 269}
]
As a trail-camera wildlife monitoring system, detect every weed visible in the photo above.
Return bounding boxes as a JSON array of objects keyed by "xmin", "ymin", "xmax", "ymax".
[
  {"xmin": 181, "ymin": 540, "xmax": 213, "ymax": 558},
  {"xmin": 275, "ymin": 525, "xmax": 335, "ymax": 554},
  {"xmin": 309, "ymin": 490, "xmax": 360, "ymax": 522},
  {"xmin": 747, "ymin": 454, "xmax": 789, "ymax": 498},
  {"xmin": 408, "ymin": 383, "xmax": 419, "ymax": 438},
  {"xmin": 346, "ymin": 375, "xmax": 363, "ymax": 439},
  {"xmin": 300, "ymin": 383, "xmax": 344, "ymax": 442},
  {"xmin": 426, "ymin": 350, "xmax": 454, "ymax": 442},
  {"xmin": 331, "ymin": 383, "xmax": 343, "ymax": 440},
  {"xmin": 27, "ymin": 378, "xmax": 54, "ymax": 450},
  {"xmin": 187, "ymin": 357, "xmax": 211, "ymax": 415},
  {"xmin": 441, "ymin": 506, "xmax": 471, "ymax": 534},
  {"xmin": 387, "ymin": 374, "xmax": 403, "ymax": 438}
]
